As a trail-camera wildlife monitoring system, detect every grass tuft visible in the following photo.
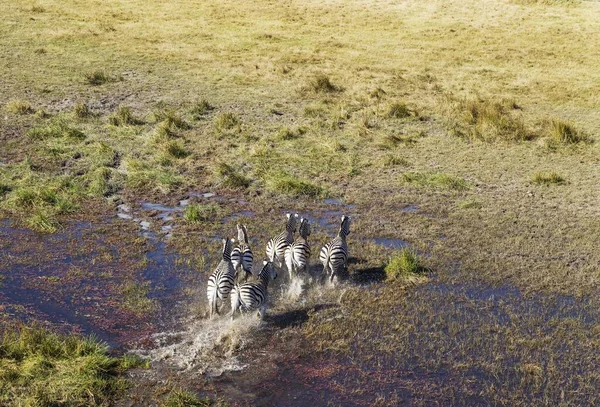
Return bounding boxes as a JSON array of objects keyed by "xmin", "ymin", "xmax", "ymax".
[
  {"xmin": 109, "ymin": 106, "xmax": 143, "ymax": 126},
  {"xmin": 73, "ymin": 102, "xmax": 93, "ymax": 118},
  {"xmin": 548, "ymin": 119, "xmax": 586, "ymax": 144},
  {"xmin": 305, "ymin": 74, "xmax": 341, "ymax": 94},
  {"xmin": 214, "ymin": 112, "xmax": 241, "ymax": 136},
  {"xmin": 216, "ymin": 163, "xmax": 251, "ymax": 189},
  {"xmin": 532, "ymin": 171, "xmax": 566, "ymax": 185},
  {"xmin": 6, "ymin": 100, "xmax": 34, "ymax": 115},
  {"xmin": 402, "ymin": 172, "xmax": 469, "ymax": 190},
  {"xmin": 385, "ymin": 248, "xmax": 428, "ymax": 281},
  {"xmin": 446, "ymin": 96, "xmax": 533, "ymax": 142},
  {"xmin": 276, "ymin": 126, "xmax": 305, "ymax": 141},
  {"xmin": 184, "ymin": 203, "xmax": 220, "ymax": 223},
  {"xmin": 386, "ymin": 102, "xmax": 411, "ymax": 119},
  {"xmin": 85, "ymin": 70, "xmax": 112, "ymax": 86},
  {"xmin": 190, "ymin": 99, "xmax": 214, "ymax": 119},
  {"xmin": 0, "ymin": 325, "xmax": 145, "ymax": 406},
  {"xmin": 154, "ymin": 109, "xmax": 191, "ymax": 130},
  {"xmin": 382, "ymin": 155, "xmax": 410, "ymax": 167},
  {"xmin": 264, "ymin": 171, "xmax": 324, "ymax": 197}
]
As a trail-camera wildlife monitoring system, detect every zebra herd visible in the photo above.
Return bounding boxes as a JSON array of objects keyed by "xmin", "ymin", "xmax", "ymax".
[{"xmin": 206, "ymin": 213, "xmax": 351, "ymax": 320}]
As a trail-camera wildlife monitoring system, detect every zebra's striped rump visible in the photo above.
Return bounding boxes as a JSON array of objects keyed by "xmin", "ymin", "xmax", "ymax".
[
  {"xmin": 207, "ymin": 238, "xmax": 236, "ymax": 318},
  {"xmin": 232, "ymin": 224, "xmax": 253, "ymax": 282},
  {"xmin": 320, "ymin": 216, "xmax": 351, "ymax": 283},
  {"xmin": 285, "ymin": 217, "xmax": 311, "ymax": 276},
  {"xmin": 230, "ymin": 261, "xmax": 277, "ymax": 319},
  {"xmin": 266, "ymin": 213, "xmax": 298, "ymax": 269}
]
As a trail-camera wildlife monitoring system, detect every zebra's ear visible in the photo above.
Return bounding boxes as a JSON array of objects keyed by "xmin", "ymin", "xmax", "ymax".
[
  {"xmin": 230, "ymin": 238, "xmax": 235, "ymax": 243},
  {"xmin": 222, "ymin": 238, "xmax": 227, "ymax": 244},
  {"xmin": 286, "ymin": 213, "xmax": 291, "ymax": 219},
  {"xmin": 263, "ymin": 260, "xmax": 268, "ymax": 266},
  {"xmin": 294, "ymin": 213, "xmax": 299, "ymax": 218}
]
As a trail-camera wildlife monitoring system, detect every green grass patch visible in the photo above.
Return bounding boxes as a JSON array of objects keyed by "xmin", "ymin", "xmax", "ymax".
[
  {"xmin": 0, "ymin": 325, "xmax": 146, "ymax": 406},
  {"xmin": 160, "ymin": 388, "xmax": 211, "ymax": 407},
  {"xmin": 28, "ymin": 118, "xmax": 86, "ymax": 141},
  {"xmin": 6, "ymin": 99, "xmax": 34, "ymax": 115},
  {"xmin": 402, "ymin": 172, "xmax": 469, "ymax": 190},
  {"xmin": 458, "ymin": 200, "xmax": 483, "ymax": 209},
  {"xmin": 123, "ymin": 158, "xmax": 183, "ymax": 193},
  {"xmin": 184, "ymin": 203, "xmax": 220, "ymax": 223},
  {"xmin": 532, "ymin": 171, "xmax": 566, "ymax": 185},
  {"xmin": 382, "ymin": 155, "xmax": 410, "ymax": 167},
  {"xmin": 264, "ymin": 170, "xmax": 324, "ymax": 197},
  {"xmin": 385, "ymin": 248, "xmax": 428, "ymax": 281},
  {"xmin": 153, "ymin": 109, "xmax": 191, "ymax": 130},
  {"xmin": 120, "ymin": 281, "xmax": 155, "ymax": 314}
]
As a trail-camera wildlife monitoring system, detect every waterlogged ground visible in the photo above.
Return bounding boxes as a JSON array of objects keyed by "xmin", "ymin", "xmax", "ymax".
[{"xmin": 2, "ymin": 195, "xmax": 598, "ymax": 406}]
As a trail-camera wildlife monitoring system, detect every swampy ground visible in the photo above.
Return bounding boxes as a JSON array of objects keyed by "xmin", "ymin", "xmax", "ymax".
[{"xmin": 1, "ymin": 0, "xmax": 599, "ymax": 405}]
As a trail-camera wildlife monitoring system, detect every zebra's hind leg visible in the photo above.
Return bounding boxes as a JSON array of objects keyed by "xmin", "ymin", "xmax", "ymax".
[{"xmin": 258, "ymin": 305, "xmax": 266, "ymax": 321}]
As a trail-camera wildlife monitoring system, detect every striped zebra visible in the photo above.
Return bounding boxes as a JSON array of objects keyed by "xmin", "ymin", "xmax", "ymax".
[
  {"xmin": 319, "ymin": 215, "xmax": 351, "ymax": 283},
  {"xmin": 285, "ymin": 217, "xmax": 311, "ymax": 277},
  {"xmin": 230, "ymin": 261, "xmax": 277, "ymax": 320},
  {"xmin": 231, "ymin": 224, "xmax": 253, "ymax": 283},
  {"xmin": 206, "ymin": 238, "xmax": 236, "ymax": 318},
  {"xmin": 266, "ymin": 213, "xmax": 298, "ymax": 271}
]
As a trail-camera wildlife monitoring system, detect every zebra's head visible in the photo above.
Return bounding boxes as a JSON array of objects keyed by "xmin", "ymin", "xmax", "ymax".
[
  {"xmin": 299, "ymin": 217, "xmax": 311, "ymax": 238},
  {"xmin": 236, "ymin": 223, "xmax": 248, "ymax": 244},
  {"xmin": 339, "ymin": 215, "xmax": 351, "ymax": 237},
  {"xmin": 285, "ymin": 213, "xmax": 298, "ymax": 233},
  {"xmin": 262, "ymin": 260, "xmax": 277, "ymax": 280},
  {"xmin": 222, "ymin": 237, "xmax": 234, "ymax": 260}
]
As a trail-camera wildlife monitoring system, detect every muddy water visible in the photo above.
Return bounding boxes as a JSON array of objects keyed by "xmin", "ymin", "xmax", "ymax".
[{"xmin": 2, "ymin": 204, "xmax": 598, "ymax": 405}]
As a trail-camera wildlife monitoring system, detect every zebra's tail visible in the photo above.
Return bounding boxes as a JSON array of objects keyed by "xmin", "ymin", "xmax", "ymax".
[
  {"xmin": 284, "ymin": 247, "xmax": 294, "ymax": 277},
  {"xmin": 208, "ymin": 287, "xmax": 218, "ymax": 319},
  {"xmin": 230, "ymin": 284, "xmax": 241, "ymax": 320}
]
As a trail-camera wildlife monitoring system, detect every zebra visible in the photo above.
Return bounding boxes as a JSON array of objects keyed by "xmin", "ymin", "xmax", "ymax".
[
  {"xmin": 230, "ymin": 261, "xmax": 277, "ymax": 320},
  {"xmin": 285, "ymin": 217, "xmax": 311, "ymax": 277},
  {"xmin": 319, "ymin": 215, "xmax": 351, "ymax": 283},
  {"xmin": 231, "ymin": 223, "xmax": 253, "ymax": 283},
  {"xmin": 266, "ymin": 213, "xmax": 298, "ymax": 271},
  {"xmin": 206, "ymin": 237, "xmax": 236, "ymax": 318}
]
